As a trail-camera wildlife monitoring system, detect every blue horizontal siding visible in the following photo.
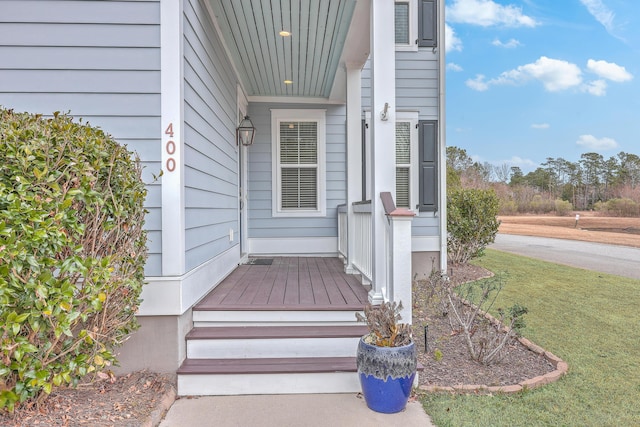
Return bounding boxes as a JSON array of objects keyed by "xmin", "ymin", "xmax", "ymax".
[
  {"xmin": 0, "ymin": 46, "xmax": 159, "ymax": 70},
  {"xmin": 0, "ymin": 0, "xmax": 163, "ymax": 276},
  {"xmin": 0, "ymin": 23, "xmax": 159, "ymax": 47},
  {"xmin": 182, "ymin": 0, "xmax": 239, "ymax": 271},
  {"xmin": 1, "ymin": 0, "xmax": 160, "ymax": 24},
  {"xmin": 0, "ymin": 70, "xmax": 160, "ymax": 93}
]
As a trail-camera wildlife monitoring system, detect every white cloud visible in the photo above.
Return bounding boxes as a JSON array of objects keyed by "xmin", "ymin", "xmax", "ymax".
[
  {"xmin": 518, "ymin": 57, "xmax": 583, "ymax": 91},
  {"xmin": 579, "ymin": 0, "xmax": 615, "ymax": 33},
  {"xmin": 492, "ymin": 38, "xmax": 522, "ymax": 48},
  {"xmin": 583, "ymin": 79, "xmax": 608, "ymax": 96},
  {"xmin": 466, "ymin": 75, "xmax": 489, "ymax": 91},
  {"xmin": 445, "ymin": 24, "xmax": 463, "ymax": 52},
  {"xmin": 466, "ymin": 56, "xmax": 632, "ymax": 96},
  {"xmin": 490, "ymin": 56, "xmax": 583, "ymax": 92},
  {"xmin": 576, "ymin": 134, "xmax": 618, "ymax": 150},
  {"xmin": 586, "ymin": 59, "xmax": 633, "ymax": 82},
  {"xmin": 447, "ymin": 62, "xmax": 464, "ymax": 72},
  {"xmin": 446, "ymin": 0, "xmax": 538, "ymax": 27},
  {"xmin": 531, "ymin": 123, "xmax": 550, "ymax": 129}
]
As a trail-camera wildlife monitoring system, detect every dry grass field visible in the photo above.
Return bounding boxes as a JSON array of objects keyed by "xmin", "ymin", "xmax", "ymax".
[{"xmin": 498, "ymin": 211, "xmax": 640, "ymax": 248}]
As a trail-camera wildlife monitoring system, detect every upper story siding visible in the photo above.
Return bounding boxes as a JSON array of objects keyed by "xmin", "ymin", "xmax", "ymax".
[
  {"xmin": 0, "ymin": 0, "xmax": 163, "ymax": 275},
  {"xmin": 362, "ymin": 48, "xmax": 441, "ymax": 237},
  {"xmin": 361, "ymin": 50, "xmax": 439, "ymax": 119},
  {"xmin": 182, "ymin": 0, "xmax": 240, "ymax": 271}
]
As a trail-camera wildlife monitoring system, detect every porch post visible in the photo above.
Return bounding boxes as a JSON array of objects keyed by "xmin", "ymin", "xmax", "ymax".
[
  {"xmin": 437, "ymin": 0, "xmax": 448, "ymax": 274},
  {"xmin": 345, "ymin": 63, "xmax": 362, "ymax": 274},
  {"xmin": 369, "ymin": 0, "xmax": 396, "ymax": 304},
  {"xmin": 160, "ymin": 0, "xmax": 186, "ymax": 275},
  {"xmin": 388, "ymin": 212, "xmax": 415, "ymax": 323}
]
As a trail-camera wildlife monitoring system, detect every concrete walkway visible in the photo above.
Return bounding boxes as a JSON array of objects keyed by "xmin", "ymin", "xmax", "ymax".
[{"xmin": 159, "ymin": 394, "xmax": 434, "ymax": 427}]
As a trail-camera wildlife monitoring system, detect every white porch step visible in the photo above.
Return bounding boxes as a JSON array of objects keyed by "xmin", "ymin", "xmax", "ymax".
[
  {"xmin": 192, "ymin": 308, "xmax": 363, "ymax": 327},
  {"xmin": 177, "ymin": 357, "xmax": 360, "ymax": 396},
  {"xmin": 186, "ymin": 325, "xmax": 368, "ymax": 359}
]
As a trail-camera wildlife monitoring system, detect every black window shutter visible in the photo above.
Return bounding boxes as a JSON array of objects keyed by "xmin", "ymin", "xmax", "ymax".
[
  {"xmin": 418, "ymin": 120, "xmax": 438, "ymax": 212},
  {"xmin": 418, "ymin": 0, "xmax": 437, "ymax": 48}
]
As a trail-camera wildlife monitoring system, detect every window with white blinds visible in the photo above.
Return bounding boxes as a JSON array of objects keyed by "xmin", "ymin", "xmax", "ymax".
[
  {"xmin": 280, "ymin": 121, "xmax": 318, "ymax": 209},
  {"xmin": 395, "ymin": 112, "xmax": 419, "ymax": 210},
  {"xmin": 395, "ymin": 0, "xmax": 417, "ymax": 51},
  {"xmin": 395, "ymin": 2, "xmax": 410, "ymax": 44},
  {"xmin": 272, "ymin": 109, "xmax": 326, "ymax": 217},
  {"xmin": 396, "ymin": 121, "xmax": 411, "ymax": 208}
]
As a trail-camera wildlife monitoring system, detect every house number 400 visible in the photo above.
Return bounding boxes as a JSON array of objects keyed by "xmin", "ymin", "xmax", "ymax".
[{"xmin": 164, "ymin": 123, "xmax": 177, "ymax": 172}]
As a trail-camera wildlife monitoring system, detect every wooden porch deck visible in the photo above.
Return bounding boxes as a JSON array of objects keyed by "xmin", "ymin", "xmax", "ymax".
[{"xmin": 194, "ymin": 257, "xmax": 369, "ymax": 311}]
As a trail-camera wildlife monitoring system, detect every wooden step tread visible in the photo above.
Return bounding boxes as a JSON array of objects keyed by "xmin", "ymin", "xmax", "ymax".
[
  {"xmin": 193, "ymin": 304, "xmax": 365, "ymax": 311},
  {"xmin": 178, "ymin": 357, "xmax": 357, "ymax": 375},
  {"xmin": 178, "ymin": 358, "xmax": 425, "ymax": 375},
  {"xmin": 186, "ymin": 325, "xmax": 369, "ymax": 340}
]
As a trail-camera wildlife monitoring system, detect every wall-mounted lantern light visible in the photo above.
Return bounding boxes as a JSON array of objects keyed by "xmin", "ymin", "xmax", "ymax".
[{"xmin": 236, "ymin": 116, "xmax": 256, "ymax": 146}]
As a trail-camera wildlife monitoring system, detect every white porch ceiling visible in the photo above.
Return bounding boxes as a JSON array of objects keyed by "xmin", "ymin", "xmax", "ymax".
[{"xmin": 208, "ymin": 0, "xmax": 364, "ymax": 100}]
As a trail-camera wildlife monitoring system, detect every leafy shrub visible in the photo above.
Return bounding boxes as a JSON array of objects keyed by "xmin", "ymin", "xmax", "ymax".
[
  {"xmin": 447, "ymin": 188, "xmax": 500, "ymax": 265},
  {"xmin": 499, "ymin": 199, "xmax": 518, "ymax": 215},
  {"xmin": 554, "ymin": 199, "xmax": 573, "ymax": 216},
  {"xmin": 529, "ymin": 194, "xmax": 554, "ymax": 214},
  {"xmin": 0, "ymin": 109, "xmax": 147, "ymax": 411},
  {"xmin": 596, "ymin": 198, "xmax": 639, "ymax": 217}
]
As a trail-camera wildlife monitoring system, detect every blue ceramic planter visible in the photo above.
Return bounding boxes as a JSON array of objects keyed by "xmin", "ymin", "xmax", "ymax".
[{"xmin": 356, "ymin": 337, "xmax": 417, "ymax": 414}]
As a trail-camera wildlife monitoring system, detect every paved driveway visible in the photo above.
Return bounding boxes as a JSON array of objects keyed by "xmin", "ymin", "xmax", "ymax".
[{"xmin": 491, "ymin": 234, "xmax": 640, "ymax": 280}]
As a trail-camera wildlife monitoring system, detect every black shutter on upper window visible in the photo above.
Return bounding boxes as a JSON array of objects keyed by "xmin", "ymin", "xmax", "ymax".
[
  {"xmin": 418, "ymin": 120, "xmax": 438, "ymax": 212},
  {"xmin": 418, "ymin": 0, "xmax": 437, "ymax": 48}
]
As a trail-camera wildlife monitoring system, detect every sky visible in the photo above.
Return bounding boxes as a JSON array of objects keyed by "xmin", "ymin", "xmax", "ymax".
[{"xmin": 444, "ymin": 0, "xmax": 640, "ymax": 173}]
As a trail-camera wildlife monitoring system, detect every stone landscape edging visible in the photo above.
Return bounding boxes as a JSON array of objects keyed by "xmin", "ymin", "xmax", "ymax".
[{"xmin": 146, "ymin": 382, "xmax": 177, "ymax": 427}]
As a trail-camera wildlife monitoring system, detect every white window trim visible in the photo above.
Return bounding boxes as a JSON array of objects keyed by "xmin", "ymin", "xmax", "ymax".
[
  {"xmin": 395, "ymin": 0, "xmax": 418, "ymax": 52},
  {"xmin": 396, "ymin": 111, "xmax": 419, "ymax": 211},
  {"xmin": 271, "ymin": 109, "xmax": 327, "ymax": 217}
]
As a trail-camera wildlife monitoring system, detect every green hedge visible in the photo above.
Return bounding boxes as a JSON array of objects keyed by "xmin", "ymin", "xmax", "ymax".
[
  {"xmin": 0, "ymin": 109, "xmax": 148, "ymax": 411},
  {"xmin": 447, "ymin": 188, "xmax": 500, "ymax": 265}
]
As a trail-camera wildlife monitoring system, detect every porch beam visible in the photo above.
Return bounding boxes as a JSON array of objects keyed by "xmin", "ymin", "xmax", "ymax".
[{"xmin": 369, "ymin": 0, "xmax": 396, "ymax": 304}]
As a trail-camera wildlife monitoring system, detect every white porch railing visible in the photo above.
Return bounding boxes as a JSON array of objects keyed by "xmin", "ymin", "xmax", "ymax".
[
  {"xmin": 352, "ymin": 201, "xmax": 373, "ymax": 282},
  {"xmin": 337, "ymin": 201, "xmax": 373, "ymax": 283},
  {"xmin": 337, "ymin": 194, "xmax": 414, "ymax": 321},
  {"xmin": 337, "ymin": 204, "xmax": 348, "ymax": 259}
]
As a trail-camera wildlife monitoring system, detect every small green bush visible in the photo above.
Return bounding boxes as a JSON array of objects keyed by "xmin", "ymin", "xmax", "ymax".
[
  {"xmin": 447, "ymin": 188, "xmax": 500, "ymax": 265},
  {"xmin": 499, "ymin": 199, "xmax": 518, "ymax": 215},
  {"xmin": 596, "ymin": 198, "xmax": 639, "ymax": 217},
  {"xmin": 554, "ymin": 199, "xmax": 573, "ymax": 216},
  {"xmin": 529, "ymin": 194, "xmax": 554, "ymax": 214},
  {"xmin": 0, "ymin": 109, "xmax": 147, "ymax": 411}
]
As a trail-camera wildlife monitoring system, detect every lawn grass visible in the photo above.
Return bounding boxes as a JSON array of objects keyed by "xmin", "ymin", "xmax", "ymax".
[{"xmin": 420, "ymin": 249, "xmax": 640, "ymax": 427}]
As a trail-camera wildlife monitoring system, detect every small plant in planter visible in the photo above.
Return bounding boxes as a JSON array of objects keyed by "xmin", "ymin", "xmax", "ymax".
[{"xmin": 355, "ymin": 301, "xmax": 417, "ymax": 414}]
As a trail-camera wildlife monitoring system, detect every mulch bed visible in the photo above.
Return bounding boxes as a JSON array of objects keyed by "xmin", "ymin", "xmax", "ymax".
[
  {"xmin": 0, "ymin": 371, "xmax": 175, "ymax": 427},
  {"xmin": 413, "ymin": 263, "xmax": 556, "ymax": 388}
]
